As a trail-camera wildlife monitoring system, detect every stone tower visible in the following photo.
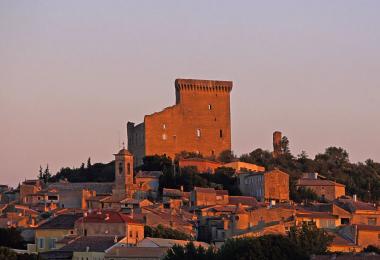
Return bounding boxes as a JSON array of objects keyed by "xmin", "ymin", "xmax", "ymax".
[
  {"xmin": 113, "ymin": 148, "xmax": 134, "ymax": 198},
  {"xmin": 128, "ymin": 78, "xmax": 233, "ymax": 165},
  {"xmin": 272, "ymin": 131, "xmax": 282, "ymax": 158}
]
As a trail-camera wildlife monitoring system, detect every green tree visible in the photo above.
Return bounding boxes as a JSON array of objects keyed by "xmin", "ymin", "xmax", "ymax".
[
  {"xmin": 281, "ymin": 136, "xmax": 291, "ymax": 155},
  {"xmin": 0, "ymin": 228, "xmax": 24, "ymax": 248},
  {"xmin": 43, "ymin": 164, "xmax": 51, "ymax": 183},
  {"xmin": 164, "ymin": 242, "xmax": 215, "ymax": 260},
  {"xmin": 144, "ymin": 225, "xmax": 191, "ymax": 240},
  {"xmin": 0, "ymin": 247, "xmax": 17, "ymax": 260},
  {"xmin": 218, "ymin": 150, "xmax": 236, "ymax": 163},
  {"xmin": 38, "ymin": 165, "xmax": 43, "ymax": 181},
  {"xmin": 288, "ymin": 222, "xmax": 333, "ymax": 255},
  {"xmin": 87, "ymin": 157, "xmax": 92, "ymax": 168},
  {"xmin": 218, "ymin": 236, "xmax": 307, "ymax": 260}
]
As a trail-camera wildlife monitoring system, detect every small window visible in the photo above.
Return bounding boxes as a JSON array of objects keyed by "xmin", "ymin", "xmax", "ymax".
[
  {"xmin": 196, "ymin": 129, "xmax": 201, "ymax": 137},
  {"xmin": 163, "ymin": 124, "xmax": 166, "ymax": 129},
  {"xmin": 378, "ymin": 234, "xmax": 380, "ymax": 240},
  {"xmin": 49, "ymin": 238, "xmax": 57, "ymax": 249},
  {"xmin": 208, "ymin": 104, "xmax": 212, "ymax": 110},
  {"xmin": 38, "ymin": 238, "xmax": 44, "ymax": 249},
  {"xmin": 211, "ymin": 150, "xmax": 215, "ymax": 156},
  {"xmin": 118, "ymin": 162, "xmax": 123, "ymax": 175},
  {"xmin": 127, "ymin": 163, "xmax": 131, "ymax": 175},
  {"xmin": 129, "ymin": 231, "xmax": 133, "ymax": 238},
  {"xmin": 136, "ymin": 231, "xmax": 139, "ymax": 238},
  {"xmin": 220, "ymin": 129, "xmax": 223, "ymax": 138},
  {"xmin": 368, "ymin": 218, "xmax": 377, "ymax": 225},
  {"xmin": 162, "ymin": 134, "xmax": 167, "ymax": 140}
]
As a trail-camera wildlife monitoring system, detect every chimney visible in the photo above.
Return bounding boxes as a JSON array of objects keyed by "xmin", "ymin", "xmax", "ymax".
[{"xmin": 272, "ymin": 131, "xmax": 282, "ymax": 158}]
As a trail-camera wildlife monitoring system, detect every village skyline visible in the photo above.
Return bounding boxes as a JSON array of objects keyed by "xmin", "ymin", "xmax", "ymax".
[{"xmin": 1, "ymin": 1, "xmax": 380, "ymax": 187}]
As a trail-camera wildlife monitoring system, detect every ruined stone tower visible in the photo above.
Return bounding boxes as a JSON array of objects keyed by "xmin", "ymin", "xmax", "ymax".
[
  {"xmin": 272, "ymin": 131, "xmax": 282, "ymax": 158},
  {"xmin": 128, "ymin": 78, "xmax": 233, "ymax": 165}
]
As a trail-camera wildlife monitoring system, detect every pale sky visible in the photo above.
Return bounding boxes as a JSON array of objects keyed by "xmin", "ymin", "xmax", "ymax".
[{"xmin": 1, "ymin": 1, "xmax": 379, "ymax": 187}]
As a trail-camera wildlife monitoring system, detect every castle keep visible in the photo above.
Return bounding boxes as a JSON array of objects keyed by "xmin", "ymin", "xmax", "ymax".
[{"xmin": 128, "ymin": 78, "xmax": 233, "ymax": 165}]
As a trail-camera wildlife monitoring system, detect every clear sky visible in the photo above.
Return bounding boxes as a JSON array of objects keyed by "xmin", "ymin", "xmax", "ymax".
[{"xmin": 1, "ymin": 1, "xmax": 379, "ymax": 187}]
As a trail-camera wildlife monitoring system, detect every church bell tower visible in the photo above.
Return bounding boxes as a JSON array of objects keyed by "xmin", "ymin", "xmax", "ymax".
[{"xmin": 113, "ymin": 147, "xmax": 134, "ymax": 198}]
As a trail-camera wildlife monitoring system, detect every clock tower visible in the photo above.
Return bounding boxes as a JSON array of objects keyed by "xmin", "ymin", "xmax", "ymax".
[{"xmin": 113, "ymin": 148, "xmax": 134, "ymax": 198}]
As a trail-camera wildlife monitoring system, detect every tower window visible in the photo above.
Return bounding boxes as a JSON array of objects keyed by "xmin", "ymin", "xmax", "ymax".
[
  {"xmin": 220, "ymin": 129, "xmax": 223, "ymax": 138},
  {"xmin": 208, "ymin": 104, "xmax": 212, "ymax": 110},
  {"xmin": 196, "ymin": 129, "xmax": 201, "ymax": 138},
  {"xmin": 118, "ymin": 163, "xmax": 123, "ymax": 175},
  {"xmin": 127, "ymin": 163, "xmax": 131, "ymax": 175},
  {"xmin": 162, "ymin": 134, "xmax": 167, "ymax": 140}
]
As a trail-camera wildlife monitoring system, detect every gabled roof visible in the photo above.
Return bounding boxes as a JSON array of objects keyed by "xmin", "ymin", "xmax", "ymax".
[
  {"xmin": 163, "ymin": 188, "xmax": 182, "ymax": 197},
  {"xmin": 59, "ymin": 236, "xmax": 119, "ymax": 252},
  {"xmin": 229, "ymin": 196, "xmax": 258, "ymax": 207},
  {"xmin": 106, "ymin": 247, "xmax": 168, "ymax": 258},
  {"xmin": 297, "ymin": 179, "xmax": 345, "ymax": 187},
  {"xmin": 38, "ymin": 214, "xmax": 82, "ymax": 230},
  {"xmin": 334, "ymin": 198, "xmax": 378, "ymax": 212},
  {"xmin": 80, "ymin": 211, "xmax": 142, "ymax": 224}
]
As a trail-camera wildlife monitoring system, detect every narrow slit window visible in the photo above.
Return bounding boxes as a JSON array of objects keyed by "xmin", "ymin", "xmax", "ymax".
[
  {"xmin": 220, "ymin": 129, "xmax": 223, "ymax": 138},
  {"xmin": 196, "ymin": 129, "xmax": 201, "ymax": 137},
  {"xmin": 208, "ymin": 104, "xmax": 212, "ymax": 110}
]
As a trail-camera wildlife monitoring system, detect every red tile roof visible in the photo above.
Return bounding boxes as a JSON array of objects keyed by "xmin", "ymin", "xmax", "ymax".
[
  {"xmin": 297, "ymin": 179, "xmax": 345, "ymax": 187},
  {"xmin": 80, "ymin": 211, "xmax": 142, "ymax": 224},
  {"xmin": 229, "ymin": 196, "xmax": 258, "ymax": 207}
]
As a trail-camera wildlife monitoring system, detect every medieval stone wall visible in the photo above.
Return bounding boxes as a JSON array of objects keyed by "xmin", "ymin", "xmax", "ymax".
[{"xmin": 128, "ymin": 79, "xmax": 232, "ymax": 164}]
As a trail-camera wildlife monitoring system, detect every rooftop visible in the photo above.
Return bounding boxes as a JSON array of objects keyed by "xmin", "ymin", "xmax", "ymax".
[
  {"xmin": 80, "ymin": 211, "xmax": 142, "ymax": 224},
  {"xmin": 106, "ymin": 247, "xmax": 168, "ymax": 259},
  {"xmin": 38, "ymin": 214, "xmax": 82, "ymax": 230},
  {"xmin": 59, "ymin": 236, "xmax": 119, "ymax": 252},
  {"xmin": 297, "ymin": 179, "xmax": 345, "ymax": 187}
]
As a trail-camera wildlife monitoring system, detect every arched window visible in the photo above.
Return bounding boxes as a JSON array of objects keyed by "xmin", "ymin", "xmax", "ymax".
[{"xmin": 196, "ymin": 129, "xmax": 201, "ymax": 138}]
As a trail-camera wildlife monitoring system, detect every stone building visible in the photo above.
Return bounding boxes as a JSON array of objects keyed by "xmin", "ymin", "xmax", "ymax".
[
  {"xmin": 238, "ymin": 169, "xmax": 289, "ymax": 202},
  {"xmin": 128, "ymin": 78, "xmax": 233, "ymax": 165},
  {"xmin": 296, "ymin": 174, "xmax": 345, "ymax": 201},
  {"xmin": 75, "ymin": 210, "xmax": 144, "ymax": 244}
]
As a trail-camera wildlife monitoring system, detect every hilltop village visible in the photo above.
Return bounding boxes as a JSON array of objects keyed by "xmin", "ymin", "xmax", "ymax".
[{"xmin": 1, "ymin": 79, "xmax": 380, "ymax": 259}]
